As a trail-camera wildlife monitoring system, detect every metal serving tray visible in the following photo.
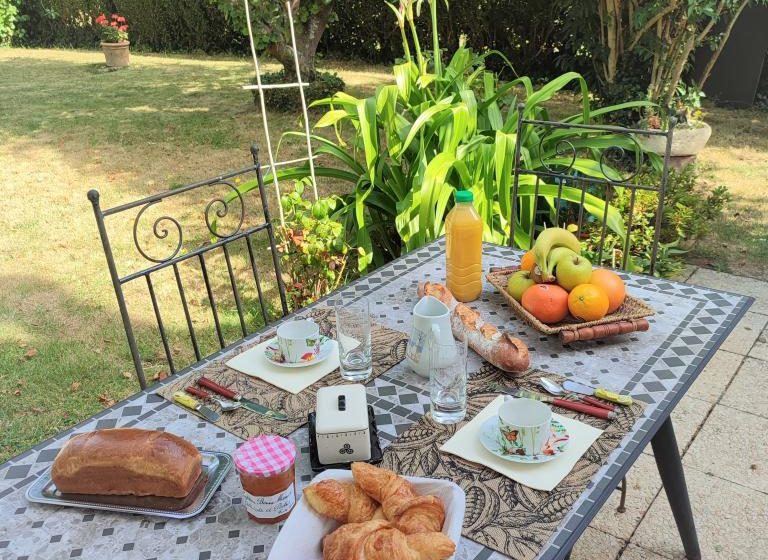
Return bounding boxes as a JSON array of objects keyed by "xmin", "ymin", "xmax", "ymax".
[{"xmin": 25, "ymin": 450, "xmax": 232, "ymax": 519}]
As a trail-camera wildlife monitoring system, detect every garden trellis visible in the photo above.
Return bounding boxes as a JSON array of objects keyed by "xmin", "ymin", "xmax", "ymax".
[{"xmin": 241, "ymin": 0, "xmax": 319, "ymax": 224}]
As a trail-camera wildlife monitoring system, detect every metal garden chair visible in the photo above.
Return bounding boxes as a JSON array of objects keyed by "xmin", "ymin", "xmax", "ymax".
[
  {"xmin": 89, "ymin": 145, "xmax": 289, "ymax": 390},
  {"xmin": 510, "ymin": 104, "xmax": 676, "ymax": 516},
  {"xmin": 510, "ymin": 103, "xmax": 677, "ymax": 276}
]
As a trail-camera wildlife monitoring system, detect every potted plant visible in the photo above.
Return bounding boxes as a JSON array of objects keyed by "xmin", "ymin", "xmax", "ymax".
[
  {"xmin": 640, "ymin": 84, "xmax": 712, "ymax": 159},
  {"xmin": 95, "ymin": 13, "xmax": 129, "ymax": 68}
]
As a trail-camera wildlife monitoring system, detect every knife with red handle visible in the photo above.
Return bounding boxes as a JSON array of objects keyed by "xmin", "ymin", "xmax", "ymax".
[
  {"xmin": 198, "ymin": 377, "xmax": 237, "ymax": 399},
  {"xmin": 185, "ymin": 386, "xmax": 211, "ymax": 399},
  {"xmin": 513, "ymin": 389, "xmax": 617, "ymax": 420},
  {"xmin": 580, "ymin": 395, "xmax": 615, "ymax": 411},
  {"xmin": 197, "ymin": 376, "xmax": 288, "ymax": 420}
]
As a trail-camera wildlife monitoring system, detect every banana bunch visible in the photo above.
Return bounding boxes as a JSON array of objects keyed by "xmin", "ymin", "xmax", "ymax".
[{"xmin": 532, "ymin": 227, "xmax": 582, "ymax": 282}]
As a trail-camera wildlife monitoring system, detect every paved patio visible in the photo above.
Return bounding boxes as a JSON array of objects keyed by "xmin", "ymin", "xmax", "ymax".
[{"xmin": 572, "ymin": 268, "xmax": 768, "ymax": 559}]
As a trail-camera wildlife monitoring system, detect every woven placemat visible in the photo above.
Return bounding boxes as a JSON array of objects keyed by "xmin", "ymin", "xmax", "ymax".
[
  {"xmin": 381, "ymin": 366, "xmax": 645, "ymax": 560},
  {"xmin": 157, "ymin": 307, "xmax": 408, "ymax": 440},
  {"xmin": 487, "ymin": 267, "xmax": 655, "ymax": 335}
]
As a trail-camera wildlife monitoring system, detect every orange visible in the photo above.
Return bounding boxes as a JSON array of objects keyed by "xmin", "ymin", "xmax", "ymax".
[
  {"xmin": 519, "ymin": 250, "xmax": 536, "ymax": 272},
  {"xmin": 590, "ymin": 268, "xmax": 626, "ymax": 313},
  {"xmin": 521, "ymin": 284, "xmax": 569, "ymax": 324},
  {"xmin": 568, "ymin": 284, "xmax": 610, "ymax": 321}
]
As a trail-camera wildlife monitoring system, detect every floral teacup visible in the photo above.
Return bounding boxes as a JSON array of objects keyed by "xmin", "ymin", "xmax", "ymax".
[
  {"xmin": 498, "ymin": 397, "xmax": 552, "ymax": 456},
  {"xmin": 276, "ymin": 319, "xmax": 322, "ymax": 363}
]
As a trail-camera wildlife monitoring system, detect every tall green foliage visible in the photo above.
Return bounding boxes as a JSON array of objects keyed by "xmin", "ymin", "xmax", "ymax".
[
  {"xmin": 235, "ymin": 0, "xmax": 653, "ymax": 272},
  {"xmin": 0, "ymin": 0, "xmax": 24, "ymax": 45}
]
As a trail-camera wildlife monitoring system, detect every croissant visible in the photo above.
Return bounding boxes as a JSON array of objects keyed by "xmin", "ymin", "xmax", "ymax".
[
  {"xmin": 322, "ymin": 519, "xmax": 455, "ymax": 560},
  {"xmin": 304, "ymin": 479, "xmax": 379, "ymax": 523},
  {"xmin": 351, "ymin": 463, "xmax": 445, "ymax": 534}
]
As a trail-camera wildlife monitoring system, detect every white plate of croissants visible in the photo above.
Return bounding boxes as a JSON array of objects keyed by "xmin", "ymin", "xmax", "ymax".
[{"xmin": 268, "ymin": 462, "xmax": 465, "ymax": 560}]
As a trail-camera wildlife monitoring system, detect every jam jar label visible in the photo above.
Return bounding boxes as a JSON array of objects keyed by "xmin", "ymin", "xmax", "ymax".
[{"xmin": 244, "ymin": 486, "xmax": 296, "ymax": 518}]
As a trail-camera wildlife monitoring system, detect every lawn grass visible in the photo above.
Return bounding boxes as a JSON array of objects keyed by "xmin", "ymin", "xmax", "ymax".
[
  {"xmin": 685, "ymin": 105, "xmax": 768, "ymax": 277},
  {"xmin": 0, "ymin": 47, "xmax": 390, "ymax": 463},
  {"xmin": 0, "ymin": 47, "xmax": 766, "ymax": 463}
]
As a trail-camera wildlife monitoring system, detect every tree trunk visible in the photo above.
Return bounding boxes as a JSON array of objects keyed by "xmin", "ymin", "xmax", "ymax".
[{"xmin": 267, "ymin": 1, "xmax": 334, "ymax": 81}]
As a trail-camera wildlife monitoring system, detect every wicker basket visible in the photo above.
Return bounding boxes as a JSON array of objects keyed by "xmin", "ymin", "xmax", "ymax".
[{"xmin": 487, "ymin": 267, "xmax": 655, "ymax": 340}]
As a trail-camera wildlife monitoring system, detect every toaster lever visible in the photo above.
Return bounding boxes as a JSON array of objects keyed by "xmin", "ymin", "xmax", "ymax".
[{"xmin": 338, "ymin": 395, "xmax": 346, "ymax": 411}]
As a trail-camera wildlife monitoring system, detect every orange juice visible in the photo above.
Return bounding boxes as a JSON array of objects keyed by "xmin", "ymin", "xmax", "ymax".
[{"xmin": 445, "ymin": 191, "xmax": 483, "ymax": 302}]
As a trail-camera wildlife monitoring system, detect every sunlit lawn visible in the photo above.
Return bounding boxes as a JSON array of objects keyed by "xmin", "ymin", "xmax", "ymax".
[
  {"xmin": 0, "ymin": 48, "xmax": 390, "ymax": 462},
  {"xmin": 0, "ymin": 47, "xmax": 765, "ymax": 463}
]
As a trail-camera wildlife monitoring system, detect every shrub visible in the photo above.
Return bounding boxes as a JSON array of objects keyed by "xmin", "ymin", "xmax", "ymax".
[
  {"xmin": 581, "ymin": 165, "xmax": 730, "ymax": 276},
  {"xmin": 253, "ymin": 70, "xmax": 345, "ymax": 113},
  {"xmin": 275, "ymin": 180, "xmax": 354, "ymax": 310},
  {"xmin": 0, "ymin": 0, "xmax": 23, "ymax": 45}
]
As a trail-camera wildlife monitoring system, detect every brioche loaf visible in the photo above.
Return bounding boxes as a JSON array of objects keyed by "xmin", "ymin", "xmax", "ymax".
[{"xmin": 51, "ymin": 428, "xmax": 202, "ymax": 498}]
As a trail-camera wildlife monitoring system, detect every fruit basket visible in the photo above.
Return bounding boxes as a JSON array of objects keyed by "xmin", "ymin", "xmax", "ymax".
[{"xmin": 487, "ymin": 266, "xmax": 655, "ymax": 342}]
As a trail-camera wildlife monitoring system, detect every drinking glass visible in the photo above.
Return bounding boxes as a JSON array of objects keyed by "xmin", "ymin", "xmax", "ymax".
[
  {"xmin": 334, "ymin": 297, "xmax": 373, "ymax": 382},
  {"xmin": 429, "ymin": 338, "xmax": 467, "ymax": 424}
]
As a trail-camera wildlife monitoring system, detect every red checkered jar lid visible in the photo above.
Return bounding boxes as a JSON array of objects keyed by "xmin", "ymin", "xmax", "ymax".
[{"xmin": 234, "ymin": 435, "xmax": 297, "ymax": 477}]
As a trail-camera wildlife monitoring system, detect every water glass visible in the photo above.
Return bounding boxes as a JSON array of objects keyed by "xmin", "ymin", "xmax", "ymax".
[
  {"xmin": 429, "ymin": 338, "xmax": 468, "ymax": 424},
  {"xmin": 334, "ymin": 297, "xmax": 373, "ymax": 382}
]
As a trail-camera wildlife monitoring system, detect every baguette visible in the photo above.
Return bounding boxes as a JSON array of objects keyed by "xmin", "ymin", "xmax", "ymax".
[{"xmin": 417, "ymin": 282, "xmax": 529, "ymax": 373}]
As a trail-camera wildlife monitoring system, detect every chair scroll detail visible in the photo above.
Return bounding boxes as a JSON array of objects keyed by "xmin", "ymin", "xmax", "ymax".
[
  {"xmin": 89, "ymin": 145, "xmax": 289, "ymax": 390},
  {"xmin": 510, "ymin": 103, "xmax": 676, "ymax": 275}
]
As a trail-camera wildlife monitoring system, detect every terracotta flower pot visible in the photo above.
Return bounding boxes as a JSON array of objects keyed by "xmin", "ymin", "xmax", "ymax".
[{"xmin": 101, "ymin": 41, "xmax": 130, "ymax": 68}]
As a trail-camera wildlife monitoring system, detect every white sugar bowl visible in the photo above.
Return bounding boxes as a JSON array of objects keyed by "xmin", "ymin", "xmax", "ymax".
[{"xmin": 315, "ymin": 384, "xmax": 371, "ymax": 465}]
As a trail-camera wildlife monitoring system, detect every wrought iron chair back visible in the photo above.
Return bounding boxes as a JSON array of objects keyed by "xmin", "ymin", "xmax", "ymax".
[
  {"xmin": 89, "ymin": 145, "xmax": 288, "ymax": 389},
  {"xmin": 510, "ymin": 103, "xmax": 676, "ymax": 275}
]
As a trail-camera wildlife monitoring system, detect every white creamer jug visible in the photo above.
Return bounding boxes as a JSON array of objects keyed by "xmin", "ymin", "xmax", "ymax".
[{"xmin": 406, "ymin": 295, "xmax": 455, "ymax": 377}]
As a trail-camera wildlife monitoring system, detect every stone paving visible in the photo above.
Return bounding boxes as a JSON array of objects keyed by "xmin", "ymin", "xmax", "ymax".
[{"xmin": 574, "ymin": 269, "xmax": 768, "ymax": 560}]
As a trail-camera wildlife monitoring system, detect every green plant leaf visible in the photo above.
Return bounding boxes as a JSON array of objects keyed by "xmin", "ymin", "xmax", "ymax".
[{"xmin": 315, "ymin": 109, "xmax": 348, "ymax": 128}]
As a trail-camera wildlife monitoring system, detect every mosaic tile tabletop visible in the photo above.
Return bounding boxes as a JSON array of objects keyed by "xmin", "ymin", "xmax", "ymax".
[{"xmin": 0, "ymin": 240, "xmax": 752, "ymax": 560}]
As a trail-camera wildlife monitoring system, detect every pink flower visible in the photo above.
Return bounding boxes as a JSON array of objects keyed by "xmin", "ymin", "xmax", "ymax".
[
  {"xmin": 117, "ymin": 16, "xmax": 126, "ymax": 23},
  {"xmin": 111, "ymin": 21, "xmax": 117, "ymax": 27},
  {"xmin": 95, "ymin": 14, "xmax": 107, "ymax": 24},
  {"xmin": 111, "ymin": 13, "xmax": 118, "ymax": 19},
  {"xmin": 119, "ymin": 25, "xmax": 128, "ymax": 32}
]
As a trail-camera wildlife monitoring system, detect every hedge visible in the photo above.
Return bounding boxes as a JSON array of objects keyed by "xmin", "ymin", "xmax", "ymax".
[
  {"xmin": 19, "ymin": 0, "xmax": 246, "ymax": 52},
  {"xmin": 321, "ymin": 0, "xmax": 577, "ymax": 79},
  {"xmin": 16, "ymin": 0, "xmax": 576, "ymax": 80}
]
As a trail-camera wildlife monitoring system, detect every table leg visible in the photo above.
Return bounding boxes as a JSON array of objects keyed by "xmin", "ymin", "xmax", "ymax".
[{"xmin": 651, "ymin": 417, "xmax": 701, "ymax": 560}]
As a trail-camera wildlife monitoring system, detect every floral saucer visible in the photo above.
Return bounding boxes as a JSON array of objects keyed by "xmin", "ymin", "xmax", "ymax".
[
  {"xmin": 263, "ymin": 336, "xmax": 334, "ymax": 369},
  {"xmin": 479, "ymin": 416, "xmax": 570, "ymax": 464}
]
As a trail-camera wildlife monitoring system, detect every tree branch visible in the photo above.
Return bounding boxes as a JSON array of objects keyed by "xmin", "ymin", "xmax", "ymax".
[
  {"xmin": 628, "ymin": 0, "xmax": 680, "ymax": 51},
  {"xmin": 604, "ymin": 0, "xmax": 619, "ymax": 84},
  {"xmin": 696, "ymin": 0, "xmax": 726, "ymax": 44},
  {"xmin": 663, "ymin": 31, "xmax": 696, "ymax": 107}
]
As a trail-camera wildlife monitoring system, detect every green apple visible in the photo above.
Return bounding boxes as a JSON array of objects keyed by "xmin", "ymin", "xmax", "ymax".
[
  {"xmin": 506, "ymin": 270, "xmax": 536, "ymax": 302},
  {"xmin": 555, "ymin": 255, "xmax": 593, "ymax": 291}
]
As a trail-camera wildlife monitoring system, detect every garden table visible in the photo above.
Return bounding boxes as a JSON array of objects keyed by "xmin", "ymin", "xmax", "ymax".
[{"xmin": 0, "ymin": 240, "xmax": 752, "ymax": 560}]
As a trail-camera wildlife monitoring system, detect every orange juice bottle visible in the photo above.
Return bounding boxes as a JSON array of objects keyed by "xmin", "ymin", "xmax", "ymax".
[{"xmin": 445, "ymin": 190, "xmax": 483, "ymax": 302}]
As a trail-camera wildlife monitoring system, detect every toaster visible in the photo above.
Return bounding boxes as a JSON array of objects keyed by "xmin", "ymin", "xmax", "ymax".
[{"xmin": 315, "ymin": 384, "xmax": 372, "ymax": 465}]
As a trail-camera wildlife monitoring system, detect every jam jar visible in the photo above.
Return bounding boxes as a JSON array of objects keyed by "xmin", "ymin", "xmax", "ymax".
[{"xmin": 233, "ymin": 435, "xmax": 297, "ymax": 524}]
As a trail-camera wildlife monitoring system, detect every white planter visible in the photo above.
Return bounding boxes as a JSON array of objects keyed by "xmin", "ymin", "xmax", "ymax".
[{"xmin": 639, "ymin": 121, "xmax": 712, "ymax": 157}]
